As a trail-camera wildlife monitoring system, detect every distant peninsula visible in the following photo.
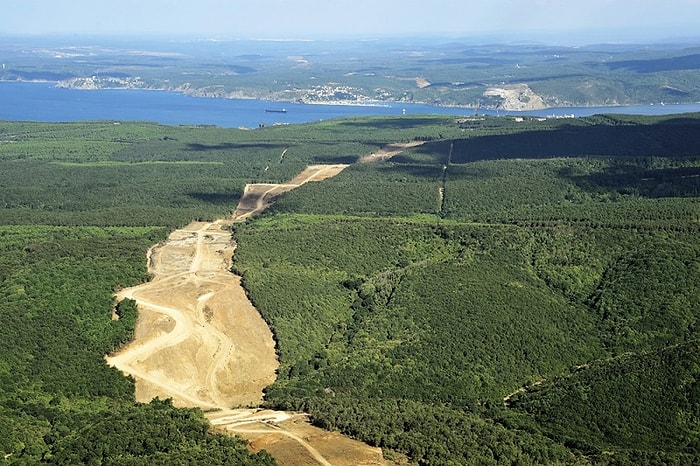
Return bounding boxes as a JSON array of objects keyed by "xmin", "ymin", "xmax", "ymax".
[{"xmin": 3, "ymin": 37, "xmax": 700, "ymax": 110}]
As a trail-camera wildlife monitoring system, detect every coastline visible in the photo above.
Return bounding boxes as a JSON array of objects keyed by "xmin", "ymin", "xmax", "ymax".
[
  {"xmin": 3, "ymin": 78, "xmax": 699, "ymax": 112},
  {"xmin": 1, "ymin": 80, "xmax": 699, "ymax": 129}
]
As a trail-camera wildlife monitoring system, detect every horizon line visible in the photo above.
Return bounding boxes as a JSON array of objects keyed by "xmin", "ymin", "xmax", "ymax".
[{"xmin": 2, "ymin": 30, "xmax": 700, "ymax": 47}]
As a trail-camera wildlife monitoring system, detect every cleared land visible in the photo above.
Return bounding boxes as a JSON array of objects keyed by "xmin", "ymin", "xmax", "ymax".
[
  {"xmin": 233, "ymin": 165, "xmax": 349, "ymax": 220},
  {"xmin": 106, "ymin": 220, "xmax": 277, "ymax": 409},
  {"xmin": 106, "ymin": 160, "xmax": 398, "ymax": 466},
  {"xmin": 359, "ymin": 141, "xmax": 424, "ymax": 163}
]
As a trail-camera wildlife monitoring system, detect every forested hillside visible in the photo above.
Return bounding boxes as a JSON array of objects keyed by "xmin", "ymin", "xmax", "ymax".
[
  {"xmin": 233, "ymin": 114, "xmax": 700, "ymax": 464},
  {"xmin": 1, "ymin": 114, "xmax": 699, "ymax": 464}
]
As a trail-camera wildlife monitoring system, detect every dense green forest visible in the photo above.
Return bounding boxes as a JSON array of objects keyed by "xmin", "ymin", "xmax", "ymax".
[
  {"xmin": 234, "ymin": 113, "xmax": 700, "ymax": 464},
  {"xmin": 1, "ymin": 114, "xmax": 699, "ymax": 464}
]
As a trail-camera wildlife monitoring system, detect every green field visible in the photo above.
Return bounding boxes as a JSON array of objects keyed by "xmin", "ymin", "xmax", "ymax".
[{"xmin": 1, "ymin": 114, "xmax": 699, "ymax": 464}]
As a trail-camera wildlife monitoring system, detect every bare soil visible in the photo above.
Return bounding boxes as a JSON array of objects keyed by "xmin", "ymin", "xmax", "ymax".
[
  {"xmin": 105, "ymin": 156, "xmax": 410, "ymax": 465},
  {"xmin": 233, "ymin": 164, "xmax": 349, "ymax": 220},
  {"xmin": 359, "ymin": 141, "xmax": 424, "ymax": 163},
  {"xmin": 483, "ymin": 83, "xmax": 547, "ymax": 111},
  {"xmin": 209, "ymin": 409, "xmax": 396, "ymax": 466},
  {"xmin": 106, "ymin": 220, "xmax": 277, "ymax": 409}
]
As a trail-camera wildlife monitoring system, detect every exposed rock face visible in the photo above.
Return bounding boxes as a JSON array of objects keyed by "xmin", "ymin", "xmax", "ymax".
[{"xmin": 483, "ymin": 83, "xmax": 548, "ymax": 111}]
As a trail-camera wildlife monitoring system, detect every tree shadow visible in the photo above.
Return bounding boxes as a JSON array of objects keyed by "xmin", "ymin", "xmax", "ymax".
[
  {"xmin": 422, "ymin": 117, "xmax": 700, "ymax": 164},
  {"xmin": 187, "ymin": 191, "xmax": 240, "ymax": 205},
  {"xmin": 336, "ymin": 116, "xmax": 451, "ymax": 130},
  {"xmin": 312, "ymin": 154, "xmax": 360, "ymax": 164},
  {"xmin": 372, "ymin": 163, "xmax": 445, "ymax": 181},
  {"xmin": 562, "ymin": 165, "xmax": 700, "ymax": 198},
  {"xmin": 604, "ymin": 53, "xmax": 700, "ymax": 73},
  {"xmin": 186, "ymin": 142, "xmax": 288, "ymax": 151},
  {"xmin": 398, "ymin": 116, "xmax": 700, "ymax": 199}
]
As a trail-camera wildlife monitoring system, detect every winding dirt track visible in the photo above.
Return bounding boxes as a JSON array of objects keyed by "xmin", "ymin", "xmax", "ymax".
[
  {"xmin": 106, "ymin": 220, "xmax": 278, "ymax": 409},
  {"xmin": 105, "ymin": 152, "xmax": 417, "ymax": 465}
]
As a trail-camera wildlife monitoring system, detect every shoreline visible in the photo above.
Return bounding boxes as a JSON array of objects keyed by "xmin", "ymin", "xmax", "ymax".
[
  {"xmin": 2, "ymin": 80, "xmax": 700, "ymax": 129},
  {"xmin": 3, "ymin": 79, "xmax": 699, "ymax": 113}
]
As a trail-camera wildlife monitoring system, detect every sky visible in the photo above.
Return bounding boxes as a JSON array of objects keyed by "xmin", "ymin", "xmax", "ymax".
[{"xmin": 2, "ymin": 0, "xmax": 700, "ymax": 43}]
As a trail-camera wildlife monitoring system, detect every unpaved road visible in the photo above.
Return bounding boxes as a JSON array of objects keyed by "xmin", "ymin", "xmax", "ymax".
[
  {"xmin": 360, "ymin": 141, "xmax": 424, "ymax": 163},
  {"xmin": 106, "ymin": 154, "xmax": 414, "ymax": 465},
  {"xmin": 233, "ymin": 164, "xmax": 348, "ymax": 220},
  {"xmin": 106, "ymin": 220, "xmax": 278, "ymax": 409},
  {"xmin": 209, "ymin": 409, "xmax": 390, "ymax": 466}
]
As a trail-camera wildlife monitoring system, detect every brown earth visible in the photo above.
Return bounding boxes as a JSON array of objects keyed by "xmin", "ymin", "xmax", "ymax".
[
  {"xmin": 105, "ymin": 155, "xmax": 414, "ymax": 465},
  {"xmin": 483, "ymin": 83, "xmax": 547, "ymax": 111},
  {"xmin": 106, "ymin": 220, "xmax": 277, "ymax": 409},
  {"xmin": 359, "ymin": 141, "xmax": 424, "ymax": 163},
  {"xmin": 233, "ymin": 164, "xmax": 349, "ymax": 220},
  {"xmin": 209, "ymin": 409, "xmax": 394, "ymax": 466}
]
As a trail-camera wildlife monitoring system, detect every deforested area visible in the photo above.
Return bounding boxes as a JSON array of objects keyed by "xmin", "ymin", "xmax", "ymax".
[{"xmin": 1, "ymin": 113, "xmax": 699, "ymax": 464}]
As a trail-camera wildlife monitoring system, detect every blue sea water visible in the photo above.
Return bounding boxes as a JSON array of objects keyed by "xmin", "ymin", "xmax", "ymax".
[{"xmin": 1, "ymin": 81, "xmax": 699, "ymax": 128}]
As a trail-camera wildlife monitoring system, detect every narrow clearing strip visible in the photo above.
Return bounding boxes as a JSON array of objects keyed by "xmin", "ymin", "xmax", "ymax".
[{"xmin": 106, "ymin": 146, "xmax": 418, "ymax": 465}]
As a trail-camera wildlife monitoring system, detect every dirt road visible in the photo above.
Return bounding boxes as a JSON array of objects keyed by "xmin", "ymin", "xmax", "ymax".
[
  {"xmin": 106, "ymin": 220, "xmax": 278, "ymax": 408},
  {"xmin": 105, "ymin": 153, "xmax": 414, "ymax": 465},
  {"xmin": 359, "ymin": 141, "xmax": 424, "ymax": 163},
  {"xmin": 209, "ymin": 409, "xmax": 390, "ymax": 466},
  {"xmin": 233, "ymin": 164, "xmax": 348, "ymax": 220}
]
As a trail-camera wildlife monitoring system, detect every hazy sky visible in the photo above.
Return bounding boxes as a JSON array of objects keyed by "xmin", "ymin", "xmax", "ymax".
[{"xmin": 2, "ymin": 0, "xmax": 700, "ymax": 43}]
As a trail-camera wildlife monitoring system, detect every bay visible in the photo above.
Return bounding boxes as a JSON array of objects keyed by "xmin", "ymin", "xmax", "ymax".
[{"xmin": 1, "ymin": 81, "xmax": 699, "ymax": 128}]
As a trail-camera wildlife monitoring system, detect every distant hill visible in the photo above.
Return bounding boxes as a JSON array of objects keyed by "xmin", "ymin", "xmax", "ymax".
[{"xmin": 2, "ymin": 37, "xmax": 700, "ymax": 107}]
